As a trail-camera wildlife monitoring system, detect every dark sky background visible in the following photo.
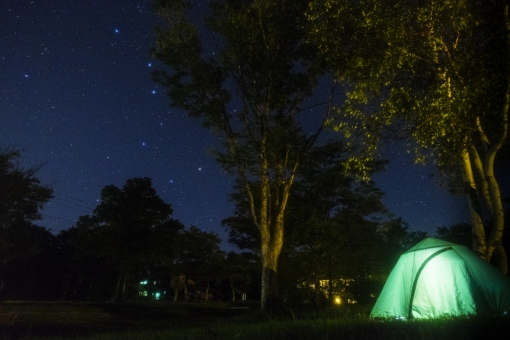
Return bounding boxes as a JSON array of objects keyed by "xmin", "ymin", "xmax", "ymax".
[{"xmin": 4, "ymin": 1, "xmax": 503, "ymax": 249}]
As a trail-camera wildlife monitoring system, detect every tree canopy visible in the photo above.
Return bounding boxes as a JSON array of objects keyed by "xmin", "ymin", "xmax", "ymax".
[
  {"xmin": 0, "ymin": 148, "xmax": 53, "ymax": 263},
  {"xmin": 306, "ymin": 0, "xmax": 509, "ymax": 272},
  {"xmin": 0, "ymin": 148, "xmax": 53, "ymax": 231},
  {"xmin": 151, "ymin": 0, "xmax": 331, "ymax": 310},
  {"xmin": 0, "ymin": 148, "xmax": 54, "ymax": 298},
  {"xmin": 176, "ymin": 226, "xmax": 225, "ymax": 297},
  {"xmin": 75, "ymin": 177, "xmax": 179, "ymax": 301}
]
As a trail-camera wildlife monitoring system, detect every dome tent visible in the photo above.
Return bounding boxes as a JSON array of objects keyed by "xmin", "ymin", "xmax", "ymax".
[{"xmin": 370, "ymin": 238, "xmax": 510, "ymax": 319}]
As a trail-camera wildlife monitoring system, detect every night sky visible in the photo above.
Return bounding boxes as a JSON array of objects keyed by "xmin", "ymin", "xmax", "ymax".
[{"xmin": 3, "ymin": 1, "xmax": 499, "ymax": 249}]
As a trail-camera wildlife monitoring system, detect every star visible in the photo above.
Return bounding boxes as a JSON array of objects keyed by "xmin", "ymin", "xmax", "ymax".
[{"xmin": 1, "ymin": 0, "xmax": 473, "ymax": 252}]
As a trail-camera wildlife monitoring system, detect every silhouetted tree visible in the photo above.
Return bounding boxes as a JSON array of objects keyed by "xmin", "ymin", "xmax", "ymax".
[
  {"xmin": 0, "ymin": 148, "xmax": 53, "ymax": 299},
  {"xmin": 174, "ymin": 226, "xmax": 225, "ymax": 301},
  {"xmin": 224, "ymin": 251, "xmax": 258, "ymax": 302},
  {"xmin": 75, "ymin": 178, "xmax": 176, "ymax": 301},
  {"xmin": 152, "ymin": 0, "xmax": 331, "ymax": 310},
  {"xmin": 282, "ymin": 141, "xmax": 384, "ymax": 304},
  {"xmin": 379, "ymin": 218, "xmax": 427, "ymax": 268},
  {"xmin": 436, "ymin": 223, "xmax": 472, "ymax": 248}
]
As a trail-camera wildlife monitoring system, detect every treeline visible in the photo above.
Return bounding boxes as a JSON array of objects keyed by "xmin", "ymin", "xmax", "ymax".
[{"xmin": 1, "ymin": 147, "xmax": 479, "ymax": 304}]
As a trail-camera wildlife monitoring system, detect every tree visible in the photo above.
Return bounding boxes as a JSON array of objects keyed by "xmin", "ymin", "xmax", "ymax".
[
  {"xmin": 0, "ymin": 222, "xmax": 57, "ymax": 300},
  {"xmin": 290, "ymin": 181, "xmax": 390, "ymax": 305},
  {"xmin": 224, "ymin": 251, "xmax": 258, "ymax": 302},
  {"xmin": 379, "ymin": 217, "xmax": 428, "ymax": 271},
  {"xmin": 0, "ymin": 148, "xmax": 53, "ymax": 297},
  {"xmin": 306, "ymin": 0, "xmax": 509, "ymax": 272},
  {"xmin": 0, "ymin": 148, "xmax": 53, "ymax": 234},
  {"xmin": 221, "ymin": 141, "xmax": 393, "ymax": 304},
  {"xmin": 66, "ymin": 222, "xmax": 118, "ymax": 301},
  {"xmin": 285, "ymin": 141, "xmax": 388, "ymax": 304},
  {"xmin": 151, "ymin": 0, "xmax": 330, "ymax": 310},
  {"xmin": 223, "ymin": 141, "xmax": 394, "ymax": 304},
  {"xmin": 175, "ymin": 226, "xmax": 225, "ymax": 301},
  {"xmin": 76, "ymin": 177, "xmax": 176, "ymax": 301},
  {"xmin": 436, "ymin": 223, "xmax": 472, "ymax": 248}
]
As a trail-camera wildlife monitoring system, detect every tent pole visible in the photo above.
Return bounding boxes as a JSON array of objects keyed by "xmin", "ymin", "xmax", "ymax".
[{"xmin": 408, "ymin": 247, "xmax": 453, "ymax": 319}]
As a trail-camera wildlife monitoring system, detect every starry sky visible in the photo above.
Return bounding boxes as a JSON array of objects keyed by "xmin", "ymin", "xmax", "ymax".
[{"xmin": 3, "ymin": 1, "xmax": 504, "ymax": 248}]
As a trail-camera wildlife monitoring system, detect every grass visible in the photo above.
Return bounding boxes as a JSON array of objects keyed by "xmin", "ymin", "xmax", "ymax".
[
  {"xmin": 1, "ymin": 301, "xmax": 508, "ymax": 340},
  {"xmin": 0, "ymin": 300, "xmax": 254, "ymax": 339}
]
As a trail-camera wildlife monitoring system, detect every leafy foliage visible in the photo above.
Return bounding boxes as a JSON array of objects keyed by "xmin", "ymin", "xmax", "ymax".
[
  {"xmin": 176, "ymin": 226, "xmax": 225, "ymax": 287},
  {"xmin": 0, "ymin": 148, "xmax": 56, "ymax": 299},
  {"xmin": 284, "ymin": 142, "xmax": 391, "ymax": 304},
  {"xmin": 436, "ymin": 222, "xmax": 472, "ymax": 248},
  {"xmin": 152, "ymin": 0, "xmax": 331, "ymax": 309},
  {"xmin": 307, "ymin": 0, "xmax": 506, "ymax": 171},
  {"xmin": 223, "ymin": 141, "xmax": 425, "ymax": 304},
  {"xmin": 0, "ymin": 148, "xmax": 53, "ymax": 232},
  {"xmin": 306, "ymin": 0, "xmax": 509, "ymax": 271},
  {"xmin": 74, "ymin": 178, "xmax": 180, "ymax": 300},
  {"xmin": 224, "ymin": 251, "xmax": 259, "ymax": 302}
]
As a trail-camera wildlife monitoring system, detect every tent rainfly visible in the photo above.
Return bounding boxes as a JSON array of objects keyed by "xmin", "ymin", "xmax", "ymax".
[{"xmin": 371, "ymin": 238, "xmax": 510, "ymax": 319}]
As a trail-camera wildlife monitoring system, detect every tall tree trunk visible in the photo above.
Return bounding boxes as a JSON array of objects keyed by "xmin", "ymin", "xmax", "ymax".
[
  {"xmin": 462, "ymin": 2, "xmax": 510, "ymax": 271},
  {"xmin": 260, "ymin": 221, "xmax": 282, "ymax": 309},
  {"xmin": 460, "ymin": 149, "xmax": 488, "ymax": 260},
  {"xmin": 461, "ymin": 146, "xmax": 508, "ymax": 274},
  {"xmin": 481, "ymin": 1, "xmax": 510, "ymax": 274},
  {"xmin": 112, "ymin": 274, "xmax": 123, "ymax": 302},
  {"xmin": 327, "ymin": 255, "xmax": 333, "ymax": 305},
  {"xmin": 259, "ymin": 133, "xmax": 282, "ymax": 311},
  {"xmin": 261, "ymin": 261, "xmax": 279, "ymax": 310},
  {"xmin": 121, "ymin": 273, "xmax": 129, "ymax": 301},
  {"xmin": 230, "ymin": 280, "xmax": 236, "ymax": 302},
  {"xmin": 171, "ymin": 275, "xmax": 183, "ymax": 301},
  {"xmin": 494, "ymin": 245, "xmax": 508, "ymax": 275},
  {"xmin": 205, "ymin": 280, "xmax": 210, "ymax": 302},
  {"xmin": 60, "ymin": 274, "xmax": 71, "ymax": 301},
  {"xmin": 313, "ymin": 271, "xmax": 320, "ymax": 306},
  {"xmin": 260, "ymin": 237, "xmax": 282, "ymax": 310},
  {"xmin": 184, "ymin": 276, "xmax": 190, "ymax": 302},
  {"xmin": 66, "ymin": 273, "xmax": 84, "ymax": 301}
]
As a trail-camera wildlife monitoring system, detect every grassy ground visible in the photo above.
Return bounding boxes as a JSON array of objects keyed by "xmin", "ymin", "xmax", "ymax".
[
  {"xmin": 1, "ymin": 301, "xmax": 508, "ymax": 340},
  {"xmin": 0, "ymin": 301, "xmax": 255, "ymax": 339}
]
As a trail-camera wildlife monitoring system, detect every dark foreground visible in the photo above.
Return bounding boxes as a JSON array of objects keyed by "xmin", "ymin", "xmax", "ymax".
[{"xmin": 0, "ymin": 301, "xmax": 508, "ymax": 340}]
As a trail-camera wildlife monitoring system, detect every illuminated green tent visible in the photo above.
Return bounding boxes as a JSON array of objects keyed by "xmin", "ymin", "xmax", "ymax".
[{"xmin": 371, "ymin": 238, "xmax": 510, "ymax": 319}]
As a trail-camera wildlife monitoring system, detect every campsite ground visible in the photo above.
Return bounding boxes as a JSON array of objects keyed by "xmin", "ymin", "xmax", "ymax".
[{"xmin": 1, "ymin": 301, "xmax": 509, "ymax": 339}]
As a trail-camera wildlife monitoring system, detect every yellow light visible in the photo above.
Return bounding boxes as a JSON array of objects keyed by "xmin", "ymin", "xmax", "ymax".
[{"xmin": 334, "ymin": 297, "xmax": 341, "ymax": 304}]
